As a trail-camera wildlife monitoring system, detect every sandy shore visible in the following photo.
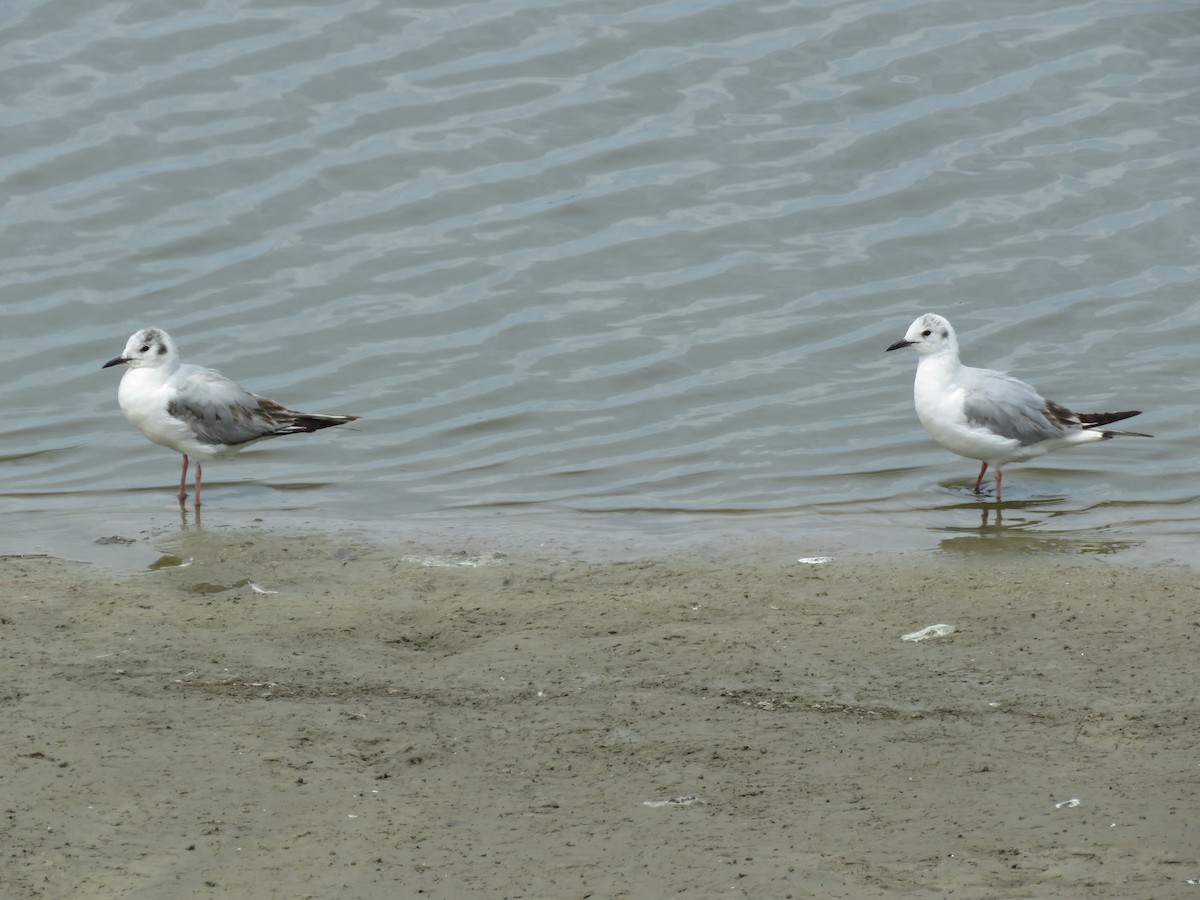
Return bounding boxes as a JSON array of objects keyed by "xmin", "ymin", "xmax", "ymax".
[{"xmin": 2, "ymin": 529, "xmax": 1197, "ymax": 899}]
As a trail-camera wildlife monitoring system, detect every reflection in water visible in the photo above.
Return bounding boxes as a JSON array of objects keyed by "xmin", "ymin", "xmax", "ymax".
[
  {"xmin": 930, "ymin": 492, "xmax": 1141, "ymax": 557},
  {"xmin": 938, "ymin": 531, "xmax": 1140, "ymax": 557},
  {"xmin": 179, "ymin": 503, "xmax": 201, "ymax": 532}
]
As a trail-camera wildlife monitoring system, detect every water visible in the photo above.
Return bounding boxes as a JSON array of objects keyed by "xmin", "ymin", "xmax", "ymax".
[{"xmin": 3, "ymin": 0, "xmax": 1198, "ymax": 569}]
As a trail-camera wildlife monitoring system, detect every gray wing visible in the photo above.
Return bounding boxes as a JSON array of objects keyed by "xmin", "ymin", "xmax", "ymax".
[
  {"xmin": 961, "ymin": 368, "xmax": 1079, "ymax": 445},
  {"xmin": 167, "ymin": 366, "xmax": 296, "ymax": 446}
]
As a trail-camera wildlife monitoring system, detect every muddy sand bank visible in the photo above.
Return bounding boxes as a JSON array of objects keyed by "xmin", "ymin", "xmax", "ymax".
[{"xmin": 3, "ymin": 530, "xmax": 1197, "ymax": 898}]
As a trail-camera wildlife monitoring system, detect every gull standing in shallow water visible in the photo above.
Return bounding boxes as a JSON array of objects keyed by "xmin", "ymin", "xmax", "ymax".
[
  {"xmin": 103, "ymin": 327, "xmax": 359, "ymax": 506},
  {"xmin": 886, "ymin": 313, "xmax": 1150, "ymax": 502}
]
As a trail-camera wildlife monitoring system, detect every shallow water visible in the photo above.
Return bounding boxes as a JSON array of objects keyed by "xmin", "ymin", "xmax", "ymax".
[{"xmin": 3, "ymin": 0, "xmax": 1199, "ymax": 569}]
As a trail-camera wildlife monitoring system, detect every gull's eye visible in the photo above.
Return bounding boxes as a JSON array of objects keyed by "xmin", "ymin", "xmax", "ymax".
[
  {"xmin": 921, "ymin": 329, "xmax": 932, "ymax": 337},
  {"xmin": 139, "ymin": 345, "xmax": 150, "ymax": 352}
]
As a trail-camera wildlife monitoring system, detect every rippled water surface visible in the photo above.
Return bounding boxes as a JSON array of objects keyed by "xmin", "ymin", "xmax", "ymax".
[{"xmin": 3, "ymin": 0, "xmax": 1199, "ymax": 567}]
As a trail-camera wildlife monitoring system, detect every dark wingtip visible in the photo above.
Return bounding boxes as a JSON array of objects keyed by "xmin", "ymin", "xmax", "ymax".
[
  {"xmin": 1078, "ymin": 410, "xmax": 1142, "ymax": 428},
  {"xmin": 288, "ymin": 413, "xmax": 360, "ymax": 433}
]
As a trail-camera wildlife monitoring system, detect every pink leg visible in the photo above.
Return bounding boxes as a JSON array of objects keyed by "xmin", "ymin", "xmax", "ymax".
[
  {"xmin": 995, "ymin": 469, "xmax": 1002, "ymax": 504},
  {"xmin": 194, "ymin": 462, "xmax": 203, "ymax": 508},
  {"xmin": 178, "ymin": 455, "xmax": 190, "ymax": 504},
  {"xmin": 973, "ymin": 461, "xmax": 988, "ymax": 493}
]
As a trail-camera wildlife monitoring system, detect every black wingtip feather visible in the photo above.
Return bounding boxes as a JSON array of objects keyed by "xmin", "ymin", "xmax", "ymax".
[
  {"xmin": 1078, "ymin": 410, "xmax": 1142, "ymax": 428},
  {"xmin": 285, "ymin": 414, "xmax": 360, "ymax": 434}
]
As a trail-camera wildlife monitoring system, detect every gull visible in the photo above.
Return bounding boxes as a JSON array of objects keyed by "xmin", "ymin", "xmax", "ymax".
[
  {"xmin": 886, "ymin": 313, "xmax": 1149, "ymax": 502},
  {"xmin": 103, "ymin": 327, "xmax": 359, "ymax": 506}
]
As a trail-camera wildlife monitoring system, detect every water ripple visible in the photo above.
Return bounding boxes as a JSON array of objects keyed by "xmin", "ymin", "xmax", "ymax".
[{"xmin": 1, "ymin": 0, "xmax": 1198, "ymax": 558}]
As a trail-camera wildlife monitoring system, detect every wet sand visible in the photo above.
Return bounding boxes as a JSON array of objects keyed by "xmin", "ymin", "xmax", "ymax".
[{"xmin": 2, "ymin": 531, "xmax": 1197, "ymax": 898}]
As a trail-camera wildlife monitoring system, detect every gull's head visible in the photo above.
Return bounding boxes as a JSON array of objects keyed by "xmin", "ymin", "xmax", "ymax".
[
  {"xmin": 886, "ymin": 313, "xmax": 958, "ymax": 358},
  {"xmin": 102, "ymin": 327, "xmax": 179, "ymax": 370}
]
